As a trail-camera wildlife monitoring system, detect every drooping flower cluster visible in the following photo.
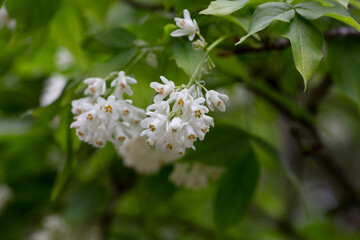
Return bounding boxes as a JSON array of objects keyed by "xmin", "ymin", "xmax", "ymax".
[
  {"xmin": 169, "ymin": 163, "xmax": 225, "ymax": 190},
  {"xmin": 70, "ymin": 71, "xmax": 145, "ymax": 148},
  {"xmin": 140, "ymin": 76, "xmax": 228, "ymax": 156}
]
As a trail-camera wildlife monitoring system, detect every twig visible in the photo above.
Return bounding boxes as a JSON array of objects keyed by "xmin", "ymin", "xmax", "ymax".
[
  {"xmin": 218, "ymin": 27, "xmax": 360, "ymax": 56},
  {"xmin": 230, "ymin": 75, "xmax": 360, "ymax": 210}
]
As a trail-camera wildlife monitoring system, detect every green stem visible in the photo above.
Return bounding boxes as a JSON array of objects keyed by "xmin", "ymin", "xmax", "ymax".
[{"xmin": 186, "ymin": 35, "xmax": 230, "ymax": 88}]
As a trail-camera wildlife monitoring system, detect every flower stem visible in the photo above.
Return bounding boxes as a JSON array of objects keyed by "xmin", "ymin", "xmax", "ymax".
[{"xmin": 186, "ymin": 35, "xmax": 230, "ymax": 88}]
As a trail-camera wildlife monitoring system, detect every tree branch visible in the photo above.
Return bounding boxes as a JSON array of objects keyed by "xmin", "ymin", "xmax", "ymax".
[
  {"xmin": 218, "ymin": 27, "xmax": 360, "ymax": 56},
  {"xmin": 233, "ymin": 76, "xmax": 360, "ymax": 210}
]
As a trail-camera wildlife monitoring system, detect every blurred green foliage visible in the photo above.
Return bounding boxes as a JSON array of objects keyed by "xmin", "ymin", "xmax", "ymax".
[{"xmin": 1, "ymin": 0, "xmax": 360, "ymax": 239}]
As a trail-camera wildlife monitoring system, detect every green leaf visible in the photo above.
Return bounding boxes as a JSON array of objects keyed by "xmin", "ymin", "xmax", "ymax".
[
  {"xmin": 328, "ymin": 37, "xmax": 360, "ymax": 110},
  {"xmin": 349, "ymin": 0, "xmax": 360, "ymax": 9},
  {"xmin": 92, "ymin": 27, "xmax": 136, "ymax": 48},
  {"xmin": 295, "ymin": 1, "xmax": 360, "ymax": 31},
  {"xmin": 6, "ymin": 0, "xmax": 61, "ymax": 37},
  {"xmin": 50, "ymin": 0, "xmax": 83, "ymax": 64},
  {"xmin": 214, "ymin": 150, "xmax": 259, "ymax": 230},
  {"xmin": 87, "ymin": 48, "xmax": 137, "ymax": 77},
  {"xmin": 282, "ymin": 15, "xmax": 324, "ymax": 88},
  {"xmin": 180, "ymin": 125, "xmax": 260, "ymax": 229},
  {"xmin": 171, "ymin": 42, "xmax": 205, "ymax": 77},
  {"xmin": 200, "ymin": 0, "xmax": 249, "ymax": 16},
  {"xmin": 336, "ymin": 0, "xmax": 349, "ymax": 8},
  {"xmin": 0, "ymin": 0, "xmax": 4, "ymax": 7},
  {"xmin": 51, "ymin": 107, "xmax": 75, "ymax": 201},
  {"xmin": 236, "ymin": 2, "xmax": 295, "ymax": 45},
  {"xmin": 181, "ymin": 125, "xmax": 253, "ymax": 166}
]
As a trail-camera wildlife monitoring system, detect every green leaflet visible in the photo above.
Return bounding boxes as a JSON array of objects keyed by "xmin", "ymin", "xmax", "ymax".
[
  {"xmin": 91, "ymin": 27, "xmax": 136, "ymax": 49},
  {"xmin": 171, "ymin": 42, "xmax": 205, "ymax": 77},
  {"xmin": 181, "ymin": 125, "xmax": 253, "ymax": 166},
  {"xmin": 6, "ymin": 0, "xmax": 61, "ymax": 38},
  {"xmin": 328, "ymin": 38, "xmax": 360, "ymax": 111},
  {"xmin": 181, "ymin": 126, "xmax": 260, "ymax": 230},
  {"xmin": 282, "ymin": 15, "xmax": 324, "ymax": 88},
  {"xmin": 50, "ymin": 0, "xmax": 83, "ymax": 65},
  {"xmin": 200, "ymin": 0, "xmax": 249, "ymax": 16},
  {"xmin": 336, "ymin": 0, "xmax": 349, "ymax": 8},
  {"xmin": 236, "ymin": 2, "xmax": 295, "ymax": 45},
  {"xmin": 295, "ymin": 1, "xmax": 360, "ymax": 31},
  {"xmin": 214, "ymin": 153, "xmax": 259, "ymax": 230}
]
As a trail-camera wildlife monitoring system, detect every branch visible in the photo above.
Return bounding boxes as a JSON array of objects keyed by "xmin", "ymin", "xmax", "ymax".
[
  {"xmin": 219, "ymin": 27, "xmax": 360, "ymax": 56},
  {"xmin": 233, "ymin": 76, "xmax": 360, "ymax": 209}
]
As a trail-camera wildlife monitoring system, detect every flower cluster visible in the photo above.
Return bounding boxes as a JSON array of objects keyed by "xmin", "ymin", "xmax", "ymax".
[
  {"xmin": 170, "ymin": 9, "xmax": 207, "ymax": 50},
  {"xmin": 70, "ymin": 71, "xmax": 145, "ymax": 148},
  {"xmin": 140, "ymin": 76, "xmax": 228, "ymax": 156},
  {"xmin": 169, "ymin": 163, "xmax": 225, "ymax": 190}
]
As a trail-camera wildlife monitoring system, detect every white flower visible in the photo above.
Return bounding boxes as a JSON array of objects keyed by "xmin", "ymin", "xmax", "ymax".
[
  {"xmin": 150, "ymin": 76, "xmax": 175, "ymax": 103},
  {"xmin": 71, "ymin": 97, "xmax": 94, "ymax": 115},
  {"xmin": 97, "ymin": 96, "xmax": 121, "ymax": 121},
  {"xmin": 141, "ymin": 78, "xmax": 216, "ymax": 156},
  {"xmin": 0, "ymin": 6, "xmax": 16, "ymax": 30},
  {"xmin": 40, "ymin": 74, "xmax": 67, "ymax": 107},
  {"xmin": 84, "ymin": 77, "xmax": 106, "ymax": 98},
  {"xmin": 171, "ymin": 9, "xmax": 199, "ymax": 41},
  {"xmin": 111, "ymin": 71, "xmax": 137, "ymax": 97},
  {"xmin": 118, "ymin": 136, "xmax": 177, "ymax": 174},
  {"xmin": 206, "ymin": 90, "xmax": 229, "ymax": 112},
  {"xmin": 71, "ymin": 71, "xmax": 145, "ymax": 149},
  {"xmin": 169, "ymin": 163, "xmax": 225, "ymax": 190},
  {"xmin": 0, "ymin": 184, "xmax": 12, "ymax": 212},
  {"xmin": 55, "ymin": 47, "xmax": 74, "ymax": 70}
]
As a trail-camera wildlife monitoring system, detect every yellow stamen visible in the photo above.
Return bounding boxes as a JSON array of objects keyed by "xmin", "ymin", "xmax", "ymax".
[
  {"xmin": 188, "ymin": 134, "xmax": 195, "ymax": 140},
  {"xmin": 104, "ymin": 105, "xmax": 113, "ymax": 113},
  {"xmin": 122, "ymin": 109, "xmax": 130, "ymax": 116},
  {"xmin": 195, "ymin": 110, "xmax": 201, "ymax": 118},
  {"xmin": 157, "ymin": 87, "xmax": 164, "ymax": 95},
  {"xmin": 149, "ymin": 124, "xmax": 156, "ymax": 132}
]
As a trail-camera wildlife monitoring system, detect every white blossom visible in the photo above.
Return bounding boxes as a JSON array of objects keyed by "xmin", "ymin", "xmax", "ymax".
[
  {"xmin": 169, "ymin": 163, "xmax": 225, "ymax": 190},
  {"xmin": 0, "ymin": 184, "xmax": 12, "ymax": 213},
  {"xmin": 71, "ymin": 72, "xmax": 145, "ymax": 149},
  {"xmin": 206, "ymin": 90, "xmax": 229, "ymax": 112},
  {"xmin": 84, "ymin": 77, "xmax": 106, "ymax": 98},
  {"xmin": 171, "ymin": 9, "xmax": 199, "ymax": 41},
  {"xmin": 55, "ymin": 47, "xmax": 74, "ymax": 70},
  {"xmin": 149, "ymin": 76, "xmax": 175, "ymax": 103},
  {"xmin": 40, "ymin": 74, "xmax": 67, "ymax": 107},
  {"xmin": 141, "ymin": 76, "xmax": 220, "ymax": 157},
  {"xmin": 0, "ymin": 6, "xmax": 16, "ymax": 30},
  {"xmin": 110, "ymin": 71, "xmax": 137, "ymax": 97}
]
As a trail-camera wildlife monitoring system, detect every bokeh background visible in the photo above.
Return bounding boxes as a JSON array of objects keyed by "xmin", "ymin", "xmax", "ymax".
[{"xmin": 1, "ymin": 0, "xmax": 360, "ymax": 239}]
